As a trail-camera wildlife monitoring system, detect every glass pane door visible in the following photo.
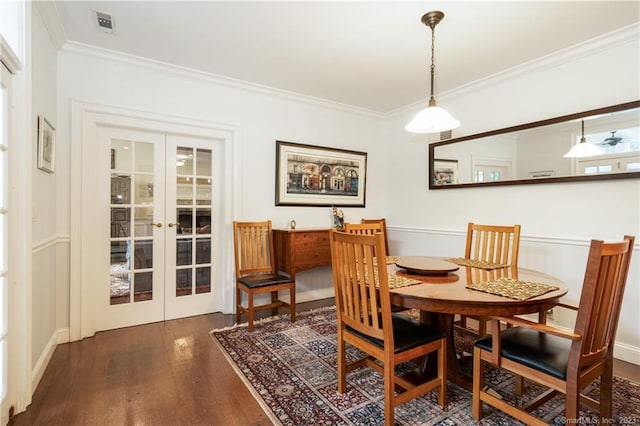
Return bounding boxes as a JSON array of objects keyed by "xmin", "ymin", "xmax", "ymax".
[
  {"xmin": 165, "ymin": 135, "xmax": 219, "ymax": 320},
  {"xmin": 175, "ymin": 147, "xmax": 212, "ymax": 296},
  {"xmin": 110, "ymin": 139, "xmax": 157, "ymax": 304},
  {"xmin": 99, "ymin": 127, "xmax": 165, "ymax": 330},
  {"xmin": 96, "ymin": 127, "xmax": 222, "ymax": 329}
]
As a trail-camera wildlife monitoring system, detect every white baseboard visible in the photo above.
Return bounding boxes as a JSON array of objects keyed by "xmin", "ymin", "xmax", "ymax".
[
  {"xmin": 56, "ymin": 327, "xmax": 70, "ymax": 344},
  {"xmin": 296, "ymin": 288, "xmax": 335, "ymax": 304},
  {"xmin": 614, "ymin": 341, "xmax": 640, "ymax": 365},
  {"xmin": 31, "ymin": 332, "xmax": 57, "ymax": 392}
]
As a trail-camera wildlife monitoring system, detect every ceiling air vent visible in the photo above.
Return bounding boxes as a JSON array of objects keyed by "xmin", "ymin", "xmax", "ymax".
[
  {"xmin": 96, "ymin": 11, "xmax": 114, "ymax": 34},
  {"xmin": 440, "ymin": 130, "xmax": 453, "ymax": 140},
  {"xmin": 428, "ymin": 129, "xmax": 453, "ymax": 143}
]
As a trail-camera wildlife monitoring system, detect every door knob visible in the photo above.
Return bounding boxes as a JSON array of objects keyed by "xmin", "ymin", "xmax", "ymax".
[
  {"xmin": 168, "ymin": 222, "xmax": 180, "ymax": 227},
  {"xmin": 152, "ymin": 223, "xmax": 163, "ymax": 228}
]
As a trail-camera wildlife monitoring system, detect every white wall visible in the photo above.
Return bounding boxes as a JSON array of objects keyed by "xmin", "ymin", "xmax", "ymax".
[
  {"xmin": 50, "ymin": 22, "xmax": 639, "ymax": 366},
  {"xmin": 386, "ymin": 27, "xmax": 640, "ymax": 362},
  {"xmin": 56, "ymin": 44, "xmax": 388, "ymax": 332},
  {"xmin": 31, "ymin": 3, "xmax": 59, "ymax": 382}
]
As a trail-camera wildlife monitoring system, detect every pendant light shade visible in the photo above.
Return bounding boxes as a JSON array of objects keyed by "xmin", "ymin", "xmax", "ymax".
[
  {"xmin": 405, "ymin": 105, "xmax": 460, "ymax": 133},
  {"xmin": 563, "ymin": 119, "xmax": 604, "ymax": 158},
  {"xmin": 406, "ymin": 11, "xmax": 460, "ymax": 134}
]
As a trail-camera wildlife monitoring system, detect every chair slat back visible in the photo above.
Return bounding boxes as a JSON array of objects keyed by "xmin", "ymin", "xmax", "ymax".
[
  {"xmin": 361, "ymin": 218, "xmax": 389, "ymax": 254},
  {"xmin": 465, "ymin": 222, "xmax": 521, "ymax": 267},
  {"xmin": 572, "ymin": 236, "xmax": 634, "ymax": 367},
  {"xmin": 233, "ymin": 221, "xmax": 275, "ymax": 277},
  {"xmin": 345, "ymin": 222, "xmax": 384, "ymax": 236},
  {"xmin": 344, "ymin": 222, "xmax": 389, "ymax": 253},
  {"xmin": 330, "ymin": 230, "xmax": 391, "ymax": 342},
  {"xmin": 344, "ymin": 223, "xmax": 386, "ymax": 258}
]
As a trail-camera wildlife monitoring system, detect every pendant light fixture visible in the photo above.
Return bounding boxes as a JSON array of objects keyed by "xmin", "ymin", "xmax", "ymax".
[
  {"xmin": 405, "ymin": 11, "xmax": 460, "ymax": 134},
  {"xmin": 563, "ymin": 119, "xmax": 604, "ymax": 158}
]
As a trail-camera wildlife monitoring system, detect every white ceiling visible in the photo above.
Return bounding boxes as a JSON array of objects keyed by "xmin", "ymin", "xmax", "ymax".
[{"xmin": 54, "ymin": 1, "xmax": 640, "ymax": 113}]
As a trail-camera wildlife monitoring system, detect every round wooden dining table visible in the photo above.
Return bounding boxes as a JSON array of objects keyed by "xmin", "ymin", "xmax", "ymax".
[{"xmin": 388, "ymin": 256, "xmax": 567, "ymax": 390}]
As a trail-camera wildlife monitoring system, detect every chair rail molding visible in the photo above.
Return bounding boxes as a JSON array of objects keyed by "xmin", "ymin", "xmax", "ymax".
[
  {"xmin": 32, "ymin": 234, "xmax": 70, "ymax": 254},
  {"xmin": 389, "ymin": 225, "xmax": 640, "ymax": 249}
]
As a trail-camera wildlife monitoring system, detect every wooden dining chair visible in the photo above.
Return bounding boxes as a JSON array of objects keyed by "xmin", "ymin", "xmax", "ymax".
[
  {"xmin": 345, "ymin": 221, "xmax": 408, "ymax": 313},
  {"xmin": 232, "ymin": 220, "xmax": 295, "ymax": 331},
  {"xmin": 343, "ymin": 222, "xmax": 388, "ymax": 256},
  {"xmin": 472, "ymin": 235, "xmax": 635, "ymax": 425},
  {"xmin": 361, "ymin": 218, "xmax": 390, "ymax": 254},
  {"xmin": 330, "ymin": 229, "xmax": 446, "ymax": 426},
  {"xmin": 457, "ymin": 222, "xmax": 522, "ymax": 336}
]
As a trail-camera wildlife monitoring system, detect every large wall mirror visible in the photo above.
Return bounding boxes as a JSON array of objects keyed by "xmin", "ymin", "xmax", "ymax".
[{"xmin": 429, "ymin": 100, "xmax": 640, "ymax": 189}]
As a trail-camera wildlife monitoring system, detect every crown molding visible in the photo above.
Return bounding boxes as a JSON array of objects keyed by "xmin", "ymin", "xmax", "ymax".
[
  {"xmin": 58, "ymin": 22, "xmax": 638, "ymax": 120},
  {"xmin": 61, "ymin": 41, "xmax": 385, "ymax": 119},
  {"xmin": 34, "ymin": 1, "xmax": 67, "ymax": 50},
  {"xmin": 389, "ymin": 23, "xmax": 640, "ymax": 118}
]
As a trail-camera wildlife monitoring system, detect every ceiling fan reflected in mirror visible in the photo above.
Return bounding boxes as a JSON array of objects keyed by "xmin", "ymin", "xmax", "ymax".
[{"xmin": 600, "ymin": 131, "xmax": 623, "ymax": 146}]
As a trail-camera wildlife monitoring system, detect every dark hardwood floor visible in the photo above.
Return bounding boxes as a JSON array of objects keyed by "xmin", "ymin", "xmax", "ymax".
[
  {"xmin": 10, "ymin": 298, "xmax": 639, "ymax": 425},
  {"xmin": 10, "ymin": 298, "xmax": 332, "ymax": 426}
]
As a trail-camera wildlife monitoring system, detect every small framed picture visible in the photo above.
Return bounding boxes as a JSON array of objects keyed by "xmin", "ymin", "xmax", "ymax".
[
  {"xmin": 433, "ymin": 159, "xmax": 458, "ymax": 186},
  {"xmin": 37, "ymin": 115, "xmax": 56, "ymax": 173}
]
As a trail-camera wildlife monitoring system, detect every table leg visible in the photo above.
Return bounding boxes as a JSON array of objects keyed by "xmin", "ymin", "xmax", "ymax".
[{"xmin": 420, "ymin": 311, "xmax": 473, "ymax": 391}]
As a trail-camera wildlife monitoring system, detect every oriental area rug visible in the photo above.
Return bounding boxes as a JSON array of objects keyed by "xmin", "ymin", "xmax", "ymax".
[{"xmin": 210, "ymin": 307, "xmax": 640, "ymax": 426}]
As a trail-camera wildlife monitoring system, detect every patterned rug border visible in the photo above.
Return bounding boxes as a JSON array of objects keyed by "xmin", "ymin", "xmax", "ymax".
[
  {"xmin": 209, "ymin": 330, "xmax": 280, "ymax": 425},
  {"xmin": 209, "ymin": 305, "xmax": 336, "ymax": 334},
  {"xmin": 209, "ymin": 306, "xmax": 337, "ymax": 426}
]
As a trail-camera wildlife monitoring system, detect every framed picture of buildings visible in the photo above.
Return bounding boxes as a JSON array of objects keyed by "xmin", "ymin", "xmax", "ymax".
[
  {"xmin": 275, "ymin": 141, "xmax": 367, "ymax": 207},
  {"xmin": 433, "ymin": 159, "xmax": 458, "ymax": 186}
]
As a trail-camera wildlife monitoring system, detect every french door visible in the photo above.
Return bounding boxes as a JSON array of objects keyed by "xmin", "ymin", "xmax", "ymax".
[{"xmin": 100, "ymin": 126, "xmax": 222, "ymax": 330}]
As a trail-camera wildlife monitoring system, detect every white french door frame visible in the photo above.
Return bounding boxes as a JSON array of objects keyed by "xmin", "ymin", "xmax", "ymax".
[
  {"xmin": 70, "ymin": 102, "xmax": 241, "ymax": 340},
  {"xmin": 1, "ymin": 8, "xmax": 31, "ymax": 417}
]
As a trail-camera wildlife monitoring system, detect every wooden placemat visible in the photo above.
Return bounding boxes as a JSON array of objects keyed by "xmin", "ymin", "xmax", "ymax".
[
  {"xmin": 359, "ymin": 269, "xmax": 422, "ymax": 289},
  {"xmin": 445, "ymin": 257, "xmax": 509, "ymax": 270},
  {"xmin": 368, "ymin": 256, "xmax": 402, "ymax": 265},
  {"xmin": 467, "ymin": 277, "xmax": 560, "ymax": 300},
  {"xmin": 387, "ymin": 273, "xmax": 422, "ymax": 289}
]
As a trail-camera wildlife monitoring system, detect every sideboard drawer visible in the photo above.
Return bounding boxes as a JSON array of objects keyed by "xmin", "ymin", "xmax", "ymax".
[
  {"xmin": 273, "ymin": 228, "xmax": 332, "ymax": 277},
  {"xmin": 292, "ymin": 231, "xmax": 328, "ymax": 248}
]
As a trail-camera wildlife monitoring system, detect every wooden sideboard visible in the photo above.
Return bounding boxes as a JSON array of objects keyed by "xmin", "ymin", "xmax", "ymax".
[{"xmin": 272, "ymin": 228, "xmax": 332, "ymax": 279}]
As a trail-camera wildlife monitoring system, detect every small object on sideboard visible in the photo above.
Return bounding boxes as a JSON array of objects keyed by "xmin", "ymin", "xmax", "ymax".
[{"xmin": 331, "ymin": 206, "xmax": 345, "ymax": 230}]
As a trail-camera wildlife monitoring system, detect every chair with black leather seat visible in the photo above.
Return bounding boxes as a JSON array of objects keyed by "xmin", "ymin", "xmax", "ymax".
[
  {"xmin": 457, "ymin": 222, "xmax": 522, "ymax": 337},
  {"xmin": 330, "ymin": 229, "xmax": 446, "ymax": 426},
  {"xmin": 232, "ymin": 220, "xmax": 295, "ymax": 332},
  {"xmin": 472, "ymin": 235, "xmax": 634, "ymax": 425}
]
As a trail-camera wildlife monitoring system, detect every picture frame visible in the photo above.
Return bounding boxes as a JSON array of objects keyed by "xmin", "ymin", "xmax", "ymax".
[
  {"xmin": 433, "ymin": 159, "xmax": 458, "ymax": 186},
  {"xmin": 37, "ymin": 115, "xmax": 56, "ymax": 173},
  {"xmin": 275, "ymin": 140, "xmax": 367, "ymax": 207}
]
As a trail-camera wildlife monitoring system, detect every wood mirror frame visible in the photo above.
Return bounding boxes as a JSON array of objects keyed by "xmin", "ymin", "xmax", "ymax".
[{"xmin": 429, "ymin": 100, "xmax": 640, "ymax": 189}]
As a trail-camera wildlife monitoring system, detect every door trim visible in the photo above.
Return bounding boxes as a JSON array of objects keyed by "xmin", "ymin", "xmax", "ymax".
[{"xmin": 70, "ymin": 101, "xmax": 241, "ymax": 340}]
